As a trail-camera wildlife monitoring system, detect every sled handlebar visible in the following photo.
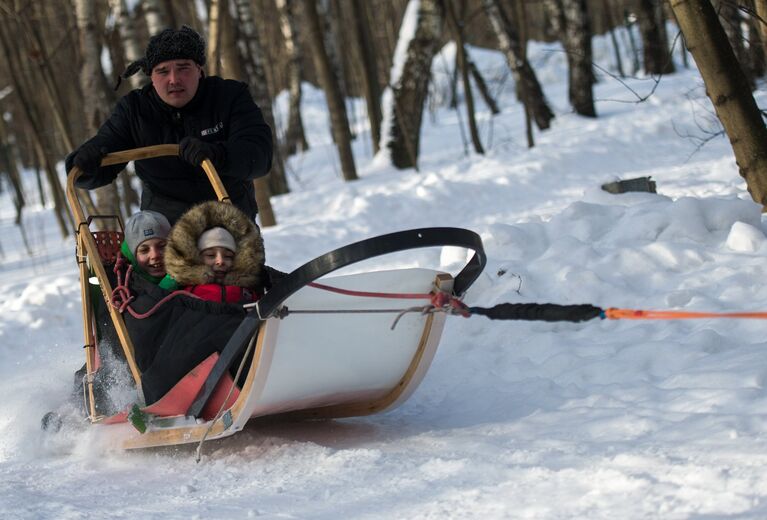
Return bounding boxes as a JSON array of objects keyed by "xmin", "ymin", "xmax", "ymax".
[{"xmin": 66, "ymin": 144, "xmax": 230, "ymax": 205}]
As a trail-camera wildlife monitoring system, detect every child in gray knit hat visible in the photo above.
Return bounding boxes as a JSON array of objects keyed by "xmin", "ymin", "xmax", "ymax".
[{"xmin": 121, "ymin": 210, "xmax": 172, "ymax": 282}]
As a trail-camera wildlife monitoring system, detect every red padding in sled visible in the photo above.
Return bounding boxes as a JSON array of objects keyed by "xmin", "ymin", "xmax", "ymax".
[
  {"xmin": 102, "ymin": 409, "xmax": 129, "ymax": 424},
  {"xmin": 92, "ymin": 230, "xmax": 124, "ymax": 264},
  {"xmin": 200, "ymin": 371, "xmax": 240, "ymax": 420},
  {"xmin": 102, "ymin": 352, "xmax": 240, "ymax": 423}
]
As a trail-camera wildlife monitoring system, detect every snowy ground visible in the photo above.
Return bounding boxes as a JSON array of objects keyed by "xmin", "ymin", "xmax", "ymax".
[{"xmin": 2, "ymin": 31, "xmax": 767, "ymax": 519}]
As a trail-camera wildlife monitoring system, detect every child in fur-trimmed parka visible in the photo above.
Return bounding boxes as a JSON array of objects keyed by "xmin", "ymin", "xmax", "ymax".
[{"xmin": 164, "ymin": 200, "xmax": 267, "ymax": 303}]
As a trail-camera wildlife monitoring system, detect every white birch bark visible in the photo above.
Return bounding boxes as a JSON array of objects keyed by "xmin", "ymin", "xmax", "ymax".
[{"xmin": 108, "ymin": 0, "xmax": 144, "ymax": 89}]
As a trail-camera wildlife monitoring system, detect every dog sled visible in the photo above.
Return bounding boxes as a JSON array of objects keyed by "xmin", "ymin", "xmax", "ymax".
[{"xmin": 66, "ymin": 145, "xmax": 486, "ymax": 450}]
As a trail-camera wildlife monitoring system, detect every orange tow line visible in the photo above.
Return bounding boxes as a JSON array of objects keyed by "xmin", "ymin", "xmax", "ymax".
[{"xmin": 604, "ymin": 308, "xmax": 767, "ymax": 320}]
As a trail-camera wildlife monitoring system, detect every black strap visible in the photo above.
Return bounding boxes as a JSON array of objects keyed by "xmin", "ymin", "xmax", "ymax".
[
  {"xmin": 257, "ymin": 227, "xmax": 486, "ymax": 319},
  {"xmin": 186, "ymin": 314, "xmax": 260, "ymax": 418},
  {"xmin": 469, "ymin": 303, "xmax": 603, "ymax": 322},
  {"xmin": 186, "ymin": 227, "xmax": 486, "ymax": 418}
]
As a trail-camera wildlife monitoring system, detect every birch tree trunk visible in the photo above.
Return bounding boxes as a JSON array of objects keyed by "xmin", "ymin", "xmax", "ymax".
[
  {"xmin": 222, "ymin": 0, "xmax": 279, "ymax": 227},
  {"xmin": 669, "ymin": 0, "xmax": 767, "ymax": 208},
  {"xmin": 142, "ymin": 0, "xmax": 167, "ymax": 35},
  {"xmin": 275, "ymin": 0, "xmax": 309, "ymax": 155},
  {"xmin": 108, "ymin": 0, "xmax": 144, "ymax": 90},
  {"xmin": 300, "ymin": 0, "xmax": 358, "ymax": 180},
  {"xmin": 75, "ymin": 0, "xmax": 123, "ymax": 221},
  {"xmin": 482, "ymin": 0, "xmax": 554, "ymax": 129},
  {"xmin": 381, "ymin": 0, "xmax": 443, "ymax": 170},
  {"xmin": 232, "ymin": 0, "xmax": 290, "ymax": 196},
  {"xmin": 220, "ymin": 5, "xmax": 277, "ymax": 227},
  {"xmin": 108, "ymin": 0, "xmax": 142, "ymax": 215},
  {"xmin": 207, "ymin": 0, "xmax": 223, "ymax": 76}
]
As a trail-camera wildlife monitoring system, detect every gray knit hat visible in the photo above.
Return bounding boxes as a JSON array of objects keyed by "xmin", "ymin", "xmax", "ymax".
[
  {"xmin": 124, "ymin": 210, "xmax": 171, "ymax": 256},
  {"xmin": 118, "ymin": 26, "xmax": 206, "ymax": 87},
  {"xmin": 197, "ymin": 227, "xmax": 237, "ymax": 253}
]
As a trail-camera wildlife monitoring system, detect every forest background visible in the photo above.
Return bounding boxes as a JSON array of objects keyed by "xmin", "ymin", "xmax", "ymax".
[{"xmin": 0, "ymin": 0, "xmax": 765, "ymax": 237}]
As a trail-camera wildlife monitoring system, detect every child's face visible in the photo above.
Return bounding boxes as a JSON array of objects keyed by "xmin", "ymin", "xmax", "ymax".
[
  {"xmin": 136, "ymin": 238, "xmax": 167, "ymax": 277},
  {"xmin": 200, "ymin": 246, "xmax": 235, "ymax": 283}
]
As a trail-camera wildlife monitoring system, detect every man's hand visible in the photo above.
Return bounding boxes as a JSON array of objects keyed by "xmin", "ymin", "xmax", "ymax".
[
  {"xmin": 71, "ymin": 143, "xmax": 107, "ymax": 174},
  {"xmin": 179, "ymin": 137, "xmax": 225, "ymax": 167}
]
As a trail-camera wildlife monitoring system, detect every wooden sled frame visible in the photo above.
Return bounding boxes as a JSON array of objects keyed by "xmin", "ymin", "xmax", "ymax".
[
  {"xmin": 67, "ymin": 146, "xmax": 487, "ymax": 450},
  {"xmin": 66, "ymin": 144, "xmax": 227, "ymax": 419}
]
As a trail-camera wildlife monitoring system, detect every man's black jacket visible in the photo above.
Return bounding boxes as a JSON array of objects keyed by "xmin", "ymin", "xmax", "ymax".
[{"xmin": 66, "ymin": 76, "xmax": 273, "ymax": 223}]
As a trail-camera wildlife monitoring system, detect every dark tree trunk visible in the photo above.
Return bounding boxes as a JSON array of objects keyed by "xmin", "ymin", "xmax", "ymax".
[
  {"xmin": 755, "ymin": 0, "xmax": 767, "ymax": 59},
  {"xmin": 483, "ymin": 0, "xmax": 554, "ymax": 130},
  {"xmin": 468, "ymin": 59, "xmax": 500, "ymax": 115},
  {"xmin": 746, "ymin": 2, "xmax": 766, "ymax": 78},
  {"xmin": 443, "ymin": 0, "xmax": 484, "ymax": 155},
  {"xmin": 716, "ymin": 0, "xmax": 755, "ymax": 88},
  {"xmin": 301, "ymin": 0, "xmax": 358, "ymax": 180},
  {"xmin": 602, "ymin": 0, "xmax": 625, "ymax": 77},
  {"xmin": 349, "ymin": 0, "xmax": 383, "ymax": 153},
  {"xmin": 637, "ymin": 0, "xmax": 676, "ymax": 75},
  {"xmin": 547, "ymin": 0, "xmax": 596, "ymax": 117},
  {"xmin": 0, "ymin": 17, "xmax": 70, "ymax": 237},
  {"xmin": 0, "ymin": 115, "xmax": 25, "ymax": 223},
  {"xmin": 514, "ymin": 0, "xmax": 534, "ymax": 148}
]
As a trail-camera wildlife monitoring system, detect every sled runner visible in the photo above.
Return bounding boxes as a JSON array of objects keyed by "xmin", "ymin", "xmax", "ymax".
[{"xmin": 66, "ymin": 145, "xmax": 486, "ymax": 450}]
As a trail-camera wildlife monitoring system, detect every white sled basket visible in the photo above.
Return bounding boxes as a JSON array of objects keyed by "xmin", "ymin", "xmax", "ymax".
[{"xmin": 102, "ymin": 269, "xmax": 452, "ymax": 449}]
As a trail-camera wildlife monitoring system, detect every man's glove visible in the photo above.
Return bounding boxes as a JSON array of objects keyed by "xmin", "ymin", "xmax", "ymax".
[
  {"xmin": 179, "ymin": 137, "xmax": 226, "ymax": 167},
  {"xmin": 71, "ymin": 143, "xmax": 107, "ymax": 174}
]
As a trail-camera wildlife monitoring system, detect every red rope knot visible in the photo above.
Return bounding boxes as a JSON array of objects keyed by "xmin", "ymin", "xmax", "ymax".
[
  {"xmin": 430, "ymin": 291, "xmax": 471, "ymax": 317},
  {"xmin": 111, "ymin": 261, "xmax": 135, "ymax": 312}
]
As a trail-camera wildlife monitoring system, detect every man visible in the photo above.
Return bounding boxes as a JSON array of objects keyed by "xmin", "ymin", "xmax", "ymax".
[{"xmin": 66, "ymin": 26, "xmax": 272, "ymax": 224}]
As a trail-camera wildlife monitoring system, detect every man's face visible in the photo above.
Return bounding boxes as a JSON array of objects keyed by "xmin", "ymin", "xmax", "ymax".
[{"xmin": 150, "ymin": 59, "xmax": 201, "ymax": 108}]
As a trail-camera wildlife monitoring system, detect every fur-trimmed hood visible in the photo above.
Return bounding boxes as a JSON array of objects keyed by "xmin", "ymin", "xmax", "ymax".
[{"xmin": 164, "ymin": 201, "xmax": 265, "ymax": 287}]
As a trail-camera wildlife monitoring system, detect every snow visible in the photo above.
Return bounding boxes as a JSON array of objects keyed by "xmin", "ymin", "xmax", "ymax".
[{"xmin": 3, "ymin": 30, "xmax": 767, "ymax": 518}]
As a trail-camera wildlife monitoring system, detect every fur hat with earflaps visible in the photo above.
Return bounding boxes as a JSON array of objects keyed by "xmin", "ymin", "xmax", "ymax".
[
  {"xmin": 164, "ymin": 201, "xmax": 265, "ymax": 287},
  {"xmin": 116, "ymin": 25, "xmax": 206, "ymax": 89}
]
